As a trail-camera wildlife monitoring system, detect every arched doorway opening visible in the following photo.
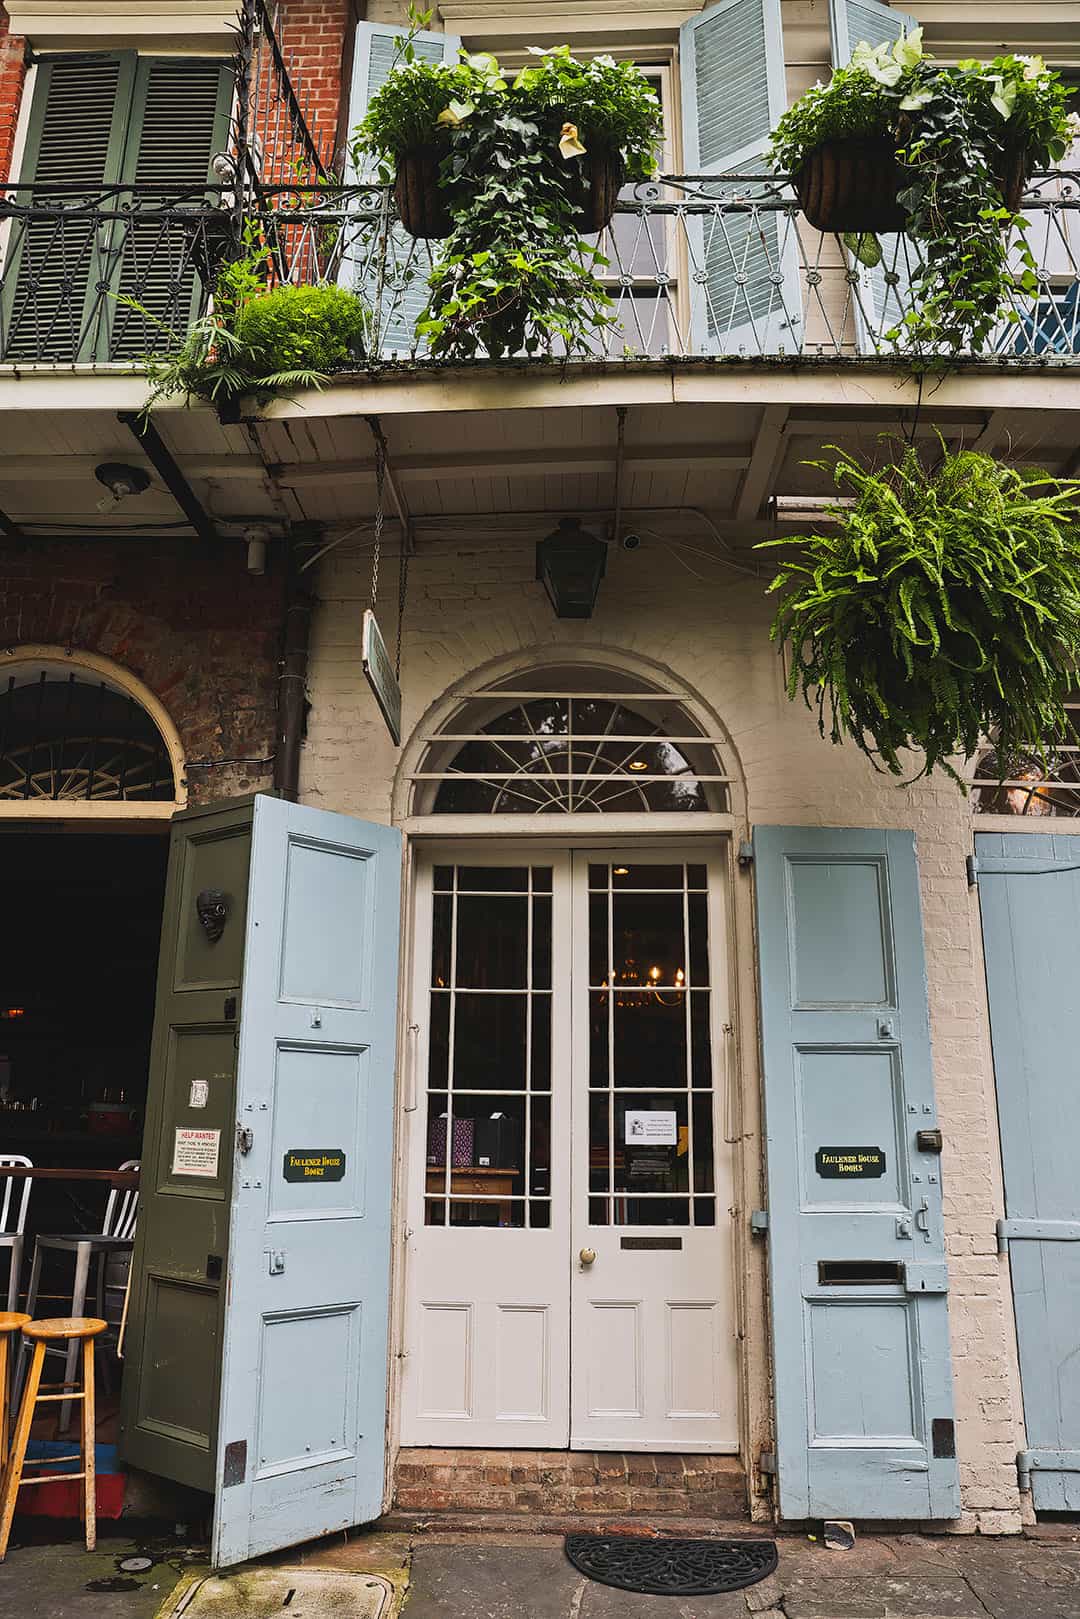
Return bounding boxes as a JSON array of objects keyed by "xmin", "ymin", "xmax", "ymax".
[
  {"xmin": 396, "ymin": 660, "xmax": 740, "ymax": 1466},
  {"xmin": 0, "ymin": 650, "xmax": 183, "ymax": 1472}
]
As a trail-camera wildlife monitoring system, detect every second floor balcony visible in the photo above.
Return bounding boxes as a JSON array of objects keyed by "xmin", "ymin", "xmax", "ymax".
[{"xmin": 0, "ymin": 174, "xmax": 1078, "ymax": 377}]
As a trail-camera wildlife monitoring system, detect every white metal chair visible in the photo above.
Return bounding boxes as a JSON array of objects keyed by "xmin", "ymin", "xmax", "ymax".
[
  {"xmin": 0, "ymin": 1156, "xmax": 33, "ymax": 1314},
  {"xmin": 19, "ymin": 1159, "xmax": 139, "ymax": 1429}
]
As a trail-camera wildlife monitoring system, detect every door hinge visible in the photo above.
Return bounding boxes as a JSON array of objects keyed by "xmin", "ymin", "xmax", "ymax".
[
  {"xmin": 966, "ymin": 854, "xmax": 979, "ymax": 887},
  {"xmin": 758, "ymin": 1450, "xmax": 776, "ymax": 1475},
  {"xmin": 236, "ymin": 1125, "xmax": 254, "ymax": 1155},
  {"xmin": 750, "ymin": 1209, "xmax": 769, "ymax": 1235}
]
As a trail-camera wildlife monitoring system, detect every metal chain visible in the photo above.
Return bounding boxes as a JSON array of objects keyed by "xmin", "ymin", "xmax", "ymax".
[
  {"xmin": 370, "ymin": 436, "xmax": 385, "ymax": 611},
  {"xmin": 396, "ymin": 523, "xmax": 410, "ymax": 681}
]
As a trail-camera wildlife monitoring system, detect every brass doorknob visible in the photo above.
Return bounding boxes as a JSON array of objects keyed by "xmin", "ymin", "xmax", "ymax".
[{"xmin": 579, "ymin": 1247, "xmax": 597, "ymax": 1266}]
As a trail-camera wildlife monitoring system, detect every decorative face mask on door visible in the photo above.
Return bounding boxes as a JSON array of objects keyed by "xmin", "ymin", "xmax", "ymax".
[{"xmin": 196, "ymin": 888, "xmax": 230, "ymax": 943}]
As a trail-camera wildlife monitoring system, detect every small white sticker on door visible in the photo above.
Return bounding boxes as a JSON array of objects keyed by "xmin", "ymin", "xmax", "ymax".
[
  {"xmin": 189, "ymin": 1079, "xmax": 210, "ymax": 1109},
  {"xmin": 172, "ymin": 1126, "xmax": 220, "ymax": 1178},
  {"xmin": 624, "ymin": 1109, "xmax": 678, "ymax": 1145}
]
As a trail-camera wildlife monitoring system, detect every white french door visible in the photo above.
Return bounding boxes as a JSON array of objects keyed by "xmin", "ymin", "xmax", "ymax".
[{"xmin": 399, "ymin": 847, "xmax": 737, "ymax": 1451}]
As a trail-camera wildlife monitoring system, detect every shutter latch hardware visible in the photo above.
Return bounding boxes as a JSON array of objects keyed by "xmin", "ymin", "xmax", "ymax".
[{"xmin": 750, "ymin": 1210, "xmax": 769, "ymax": 1236}]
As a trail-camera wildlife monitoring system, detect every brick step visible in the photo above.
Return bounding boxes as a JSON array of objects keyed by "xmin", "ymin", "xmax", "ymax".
[
  {"xmin": 393, "ymin": 1449, "xmax": 748, "ymax": 1518},
  {"xmin": 381, "ymin": 1511, "xmax": 759, "ymax": 1538}
]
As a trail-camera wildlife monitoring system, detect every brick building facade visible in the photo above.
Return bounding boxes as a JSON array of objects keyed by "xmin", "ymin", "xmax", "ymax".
[{"xmin": 1, "ymin": 0, "xmax": 1079, "ymax": 1562}]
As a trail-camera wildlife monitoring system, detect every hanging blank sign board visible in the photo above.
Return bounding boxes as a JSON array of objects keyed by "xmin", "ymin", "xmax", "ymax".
[{"xmin": 362, "ymin": 608, "xmax": 401, "ymax": 745}]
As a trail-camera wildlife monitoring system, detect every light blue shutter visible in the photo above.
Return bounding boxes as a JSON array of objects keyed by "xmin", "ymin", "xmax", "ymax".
[
  {"xmin": 679, "ymin": 0, "xmax": 801, "ymax": 355},
  {"xmin": 754, "ymin": 826, "xmax": 961, "ymax": 1521},
  {"xmin": 211, "ymin": 795, "xmax": 402, "ymax": 1566},
  {"xmin": 342, "ymin": 21, "xmax": 460, "ymax": 355},
  {"xmin": 828, "ymin": 0, "xmax": 918, "ymax": 351},
  {"xmin": 976, "ymin": 835, "xmax": 1080, "ymax": 1510}
]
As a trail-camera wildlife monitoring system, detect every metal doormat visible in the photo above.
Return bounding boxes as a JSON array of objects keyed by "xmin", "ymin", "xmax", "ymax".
[{"xmin": 565, "ymin": 1533, "xmax": 778, "ymax": 1596}]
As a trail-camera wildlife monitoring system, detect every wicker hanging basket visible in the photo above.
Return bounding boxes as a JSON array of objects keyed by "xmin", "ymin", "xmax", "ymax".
[
  {"xmin": 795, "ymin": 140, "xmax": 907, "ymax": 234},
  {"xmin": 576, "ymin": 148, "xmax": 626, "ymax": 234},
  {"xmin": 795, "ymin": 137, "xmax": 1031, "ymax": 235},
  {"xmin": 394, "ymin": 146, "xmax": 453, "ymax": 239}
]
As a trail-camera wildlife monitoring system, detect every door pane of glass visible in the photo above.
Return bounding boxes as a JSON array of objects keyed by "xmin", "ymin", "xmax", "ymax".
[
  {"xmin": 456, "ymin": 895, "xmax": 527, "ymax": 987},
  {"xmin": 424, "ymin": 864, "xmax": 552, "ymax": 1229},
  {"xmin": 586, "ymin": 861, "xmax": 717, "ymax": 1228},
  {"xmin": 453, "ymin": 993, "xmax": 526, "ymax": 1090},
  {"xmin": 613, "ymin": 992, "xmax": 687, "ymax": 1088}
]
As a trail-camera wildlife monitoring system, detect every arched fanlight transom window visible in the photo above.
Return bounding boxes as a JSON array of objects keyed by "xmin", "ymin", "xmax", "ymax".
[
  {"xmin": 0, "ymin": 663, "xmax": 178, "ymax": 803},
  {"xmin": 416, "ymin": 669, "xmax": 729, "ymax": 815}
]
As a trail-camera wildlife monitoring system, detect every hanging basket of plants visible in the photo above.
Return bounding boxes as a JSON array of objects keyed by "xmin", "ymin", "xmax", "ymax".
[
  {"xmin": 760, "ymin": 445, "xmax": 1080, "ymax": 786},
  {"xmin": 574, "ymin": 144, "xmax": 626, "ymax": 234},
  {"xmin": 393, "ymin": 145, "xmax": 453, "ymax": 239},
  {"xmin": 769, "ymin": 33, "xmax": 1077, "ymax": 351},
  {"xmin": 793, "ymin": 135, "xmax": 1031, "ymax": 235},
  {"xmin": 793, "ymin": 138, "xmax": 907, "ymax": 234}
]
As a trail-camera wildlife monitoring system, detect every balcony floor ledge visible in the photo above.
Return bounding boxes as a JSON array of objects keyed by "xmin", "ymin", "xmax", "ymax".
[{"xmin": 1, "ymin": 353, "xmax": 1079, "ymax": 418}]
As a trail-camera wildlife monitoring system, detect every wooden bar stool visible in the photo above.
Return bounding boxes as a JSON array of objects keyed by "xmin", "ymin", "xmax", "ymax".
[
  {"xmin": 0, "ymin": 1313, "xmax": 30, "ymax": 1460},
  {"xmin": 0, "ymin": 1317, "xmax": 107, "ymax": 1561}
]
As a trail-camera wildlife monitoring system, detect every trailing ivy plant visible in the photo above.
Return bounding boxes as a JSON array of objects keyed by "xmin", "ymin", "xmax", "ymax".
[
  {"xmin": 769, "ymin": 33, "xmax": 1078, "ymax": 354},
  {"xmin": 760, "ymin": 445, "xmax": 1080, "ymax": 785},
  {"xmin": 417, "ymin": 107, "xmax": 614, "ymax": 358},
  {"xmin": 353, "ymin": 13, "xmax": 663, "ymax": 359},
  {"xmin": 512, "ymin": 46, "xmax": 662, "ymax": 182},
  {"xmin": 126, "ymin": 235, "xmax": 369, "ymax": 409}
]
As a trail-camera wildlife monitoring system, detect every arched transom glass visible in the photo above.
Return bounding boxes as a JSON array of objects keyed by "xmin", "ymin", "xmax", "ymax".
[
  {"xmin": 419, "ymin": 674, "xmax": 729, "ymax": 815},
  {"xmin": 0, "ymin": 664, "xmax": 177, "ymax": 802}
]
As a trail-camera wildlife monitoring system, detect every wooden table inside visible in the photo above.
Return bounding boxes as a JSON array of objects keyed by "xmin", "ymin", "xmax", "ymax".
[
  {"xmin": 426, "ymin": 1165, "xmax": 516, "ymax": 1224},
  {"xmin": 0, "ymin": 1168, "xmax": 139, "ymax": 1188}
]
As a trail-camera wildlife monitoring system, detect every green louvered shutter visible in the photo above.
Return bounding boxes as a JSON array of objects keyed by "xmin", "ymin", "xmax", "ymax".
[
  {"xmin": 107, "ymin": 57, "xmax": 233, "ymax": 360},
  {"xmin": 1, "ymin": 55, "xmax": 134, "ymax": 362},
  {"xmin": 828, "ymin": 0, "xmax": 918, "ymax": 351},
  {"xmin": 679, "ymin": 0, "xmax": 801, "ymax": 355},
  {"xmin": 342, "ymin": 21, "xmax": 460, "ymax": 355}
]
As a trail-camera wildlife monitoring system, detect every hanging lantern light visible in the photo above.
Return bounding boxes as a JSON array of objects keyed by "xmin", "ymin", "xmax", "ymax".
[{"xmin": 535, "ymin": 516, "xmax": 607, "ymax": 619}]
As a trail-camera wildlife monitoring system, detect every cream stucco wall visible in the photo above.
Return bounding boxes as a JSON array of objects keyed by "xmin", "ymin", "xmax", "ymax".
[{"xmin": 301, "ymin": 528, "xmax": 1029, "ymax": 1532}]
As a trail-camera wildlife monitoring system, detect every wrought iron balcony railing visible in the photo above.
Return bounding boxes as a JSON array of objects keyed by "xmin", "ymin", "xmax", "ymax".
[{"xmin": 1, "ymin": 175, "xmax": 1077, "ymax": 371}]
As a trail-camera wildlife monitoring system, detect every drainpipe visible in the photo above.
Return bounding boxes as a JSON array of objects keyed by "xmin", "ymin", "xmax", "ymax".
[{"xmin": 274, "ymin": 539, "xmax": 313, "ymax": 803}]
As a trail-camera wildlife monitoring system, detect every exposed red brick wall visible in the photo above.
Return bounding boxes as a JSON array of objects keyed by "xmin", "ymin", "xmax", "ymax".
[
  {"xmin": 0, "ymin": 4, "xmax": 27, "ymax": 183},
  {"xmin": 0, "ymin": 541, "xmax": 283, "ymax": 804},
  {"xmin": 277, "ymin": 0, "xmax": 357, "ymax": 167}
]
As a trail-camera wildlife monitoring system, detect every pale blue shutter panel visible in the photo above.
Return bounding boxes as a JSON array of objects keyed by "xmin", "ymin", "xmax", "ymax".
[
  {"xmin": 679, "ymin": 0, "xmax": 801, "ymax": 354},
  {"xmin": 754, "ymin": 826, "xmax": 961, "ymax": 1521},
  {"xmin": 828, "ymin": 0, "xmax": 918, "ymax": 350},
  {"xmin": 342, "ymin": 21, "xmax": 460, "ymax": 355}
]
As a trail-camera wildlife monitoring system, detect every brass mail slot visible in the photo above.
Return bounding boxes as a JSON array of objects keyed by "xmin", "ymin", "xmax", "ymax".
[
  {"xmin": 621, "ymin": 1236, "xmax": 683, "ymax": 1251},
  {"xmin": 818, "ymin": 1260, "xmax": 904, "ymax": 1286}
]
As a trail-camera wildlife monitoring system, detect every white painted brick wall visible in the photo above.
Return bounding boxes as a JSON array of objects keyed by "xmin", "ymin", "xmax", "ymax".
[{"xmin": 302, "ymin": 531, "xmax": 1027, "ymax": 1529}]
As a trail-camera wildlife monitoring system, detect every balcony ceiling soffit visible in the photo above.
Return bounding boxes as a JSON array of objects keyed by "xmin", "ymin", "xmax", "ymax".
[
  {"xmin": 916, "ymin": 3, "xmax": 1080, "ymax": 59},
  {"xmin": 438, "ymin": 0, "xmax": 697, "ymax": 46},
  {"xmin": 5, "ymin": 1, "xmax": 235, "ymax": 51}
]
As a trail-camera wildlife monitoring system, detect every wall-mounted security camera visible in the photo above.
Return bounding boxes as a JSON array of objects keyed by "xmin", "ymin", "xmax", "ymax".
[{"xmin": 621, "ymin": 532, "xmax": 641, "ymax": 551}]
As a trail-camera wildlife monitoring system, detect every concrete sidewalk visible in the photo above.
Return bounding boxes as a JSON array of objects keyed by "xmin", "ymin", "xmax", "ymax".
[
  {"xmin": 289, "ymin": 1524, "xmax": 1080, "ymax": 1619},
  {"xmin": 4, "ymin": 1521, "xmax": 1080, "ymax": 1618}
]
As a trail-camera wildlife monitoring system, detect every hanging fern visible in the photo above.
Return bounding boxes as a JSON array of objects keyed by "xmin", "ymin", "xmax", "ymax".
[{"xmin": 760, "ymin": 446, "xmax": 1080, "ymax": 783}]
